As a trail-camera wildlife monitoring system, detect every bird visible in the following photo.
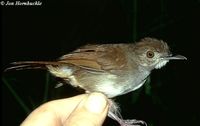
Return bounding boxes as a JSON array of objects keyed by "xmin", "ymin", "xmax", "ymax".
[{"xmin": 5, "ymin": 37, "xmax": 187, "ymax": 126}]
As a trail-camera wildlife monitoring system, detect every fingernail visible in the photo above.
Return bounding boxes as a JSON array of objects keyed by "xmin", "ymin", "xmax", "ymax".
[{"xmin": 84, "ymin": 93, "xmax": 108, "ymax": 114}]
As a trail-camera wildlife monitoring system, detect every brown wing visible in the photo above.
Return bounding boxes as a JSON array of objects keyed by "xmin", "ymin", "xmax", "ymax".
[{"xmin": 59, "ymin": 44, "xmax": 128, "ymax": 73}]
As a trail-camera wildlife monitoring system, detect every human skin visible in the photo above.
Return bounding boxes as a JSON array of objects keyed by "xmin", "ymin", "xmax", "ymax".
[{"xmin": 21, "ymin": 93, "xmax": 109, "ymax": 126}]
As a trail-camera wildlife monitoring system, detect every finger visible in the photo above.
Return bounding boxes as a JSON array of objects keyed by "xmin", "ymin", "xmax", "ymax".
[
  {"xmin": 64, "ymin": 93, "xmax": 109, "ymax": 126},
  {"xmin": 21, "ymin": 94, "xmax": 88, "ymax": 126}
]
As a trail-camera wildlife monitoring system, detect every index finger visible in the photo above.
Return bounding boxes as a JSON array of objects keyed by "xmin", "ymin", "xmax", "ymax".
[{"xmin": 21, "ymin": 94, "xmax": 88, "ymax": 126}]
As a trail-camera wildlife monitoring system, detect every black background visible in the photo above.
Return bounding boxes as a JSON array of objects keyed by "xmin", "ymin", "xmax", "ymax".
[{"xmin": 1, "ymin": 0, "xmax": 200, "ymax": 126}]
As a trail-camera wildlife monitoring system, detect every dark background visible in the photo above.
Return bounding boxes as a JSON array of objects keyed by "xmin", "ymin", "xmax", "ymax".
[{"xmin": 1, "ymin": 0, "xmax": 200, "ymax": 126}]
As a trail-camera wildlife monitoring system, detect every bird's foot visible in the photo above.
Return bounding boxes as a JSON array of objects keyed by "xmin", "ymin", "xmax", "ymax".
[{"xmin": 119, "ymin": 119, "xmax": 147, "ymax": 126}]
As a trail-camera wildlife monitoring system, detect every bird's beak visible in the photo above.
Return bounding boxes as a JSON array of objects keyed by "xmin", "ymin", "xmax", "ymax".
[{"xmin": 162, "ymin": 55, "xmax": 187, "ymax": 60}]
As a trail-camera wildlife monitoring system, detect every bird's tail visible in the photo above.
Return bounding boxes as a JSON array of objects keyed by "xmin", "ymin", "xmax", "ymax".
[{"xmin": 4, "ymin": 61, "xmax": 64, "ymax": 72}]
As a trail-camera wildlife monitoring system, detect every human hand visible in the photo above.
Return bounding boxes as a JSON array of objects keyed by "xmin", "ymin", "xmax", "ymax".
[{"xmin": 21, "ymin": 93, "xmax": 109, "ymax": 126}]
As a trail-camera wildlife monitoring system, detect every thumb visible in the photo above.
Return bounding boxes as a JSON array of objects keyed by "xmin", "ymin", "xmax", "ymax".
[{"xmin": 64, "ymin": 93, "xmax": 109, "ymax": 126}]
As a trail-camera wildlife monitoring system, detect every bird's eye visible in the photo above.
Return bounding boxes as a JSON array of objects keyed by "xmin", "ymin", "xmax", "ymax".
[{"xmin": 146, "ymin": 51, "xmax": 154, "ymax": 58}]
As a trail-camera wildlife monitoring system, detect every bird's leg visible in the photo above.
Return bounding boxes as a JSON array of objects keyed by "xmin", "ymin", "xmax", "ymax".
[{"xmin": 108, "ymin": 99, "xmax": 147, "ymax": 126}]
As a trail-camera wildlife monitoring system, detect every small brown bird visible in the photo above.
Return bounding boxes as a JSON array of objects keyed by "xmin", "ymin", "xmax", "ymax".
[{"xmin": 5, "ymin": 37, "xmax": 187, "ymax": 126}]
